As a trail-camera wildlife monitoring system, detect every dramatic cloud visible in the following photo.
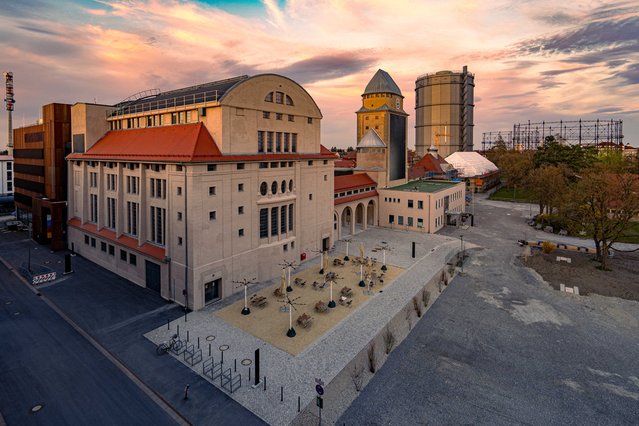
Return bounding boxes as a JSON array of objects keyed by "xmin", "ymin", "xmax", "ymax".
[{"xmin": 0, "ymin": 0, "xmax": 637, "ymax": 150}]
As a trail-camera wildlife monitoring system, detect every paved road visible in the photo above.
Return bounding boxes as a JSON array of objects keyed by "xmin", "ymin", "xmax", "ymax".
[
  {"xmin": 339, "ymin": 196, "xmax": 639, "ymax": 425},
  {"xmin": 0, "ymin": 262, "xmax": 176, "ymax": 425},
  {"xmin": 0, "ymin": 231, "xmax": 265, "ymax": 425}
]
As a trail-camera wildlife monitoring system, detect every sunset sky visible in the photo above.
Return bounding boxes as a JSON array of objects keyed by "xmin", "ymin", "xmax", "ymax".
[{"xmin": 1, "ymin": 0, "xmax": 637, "ymax": 150}]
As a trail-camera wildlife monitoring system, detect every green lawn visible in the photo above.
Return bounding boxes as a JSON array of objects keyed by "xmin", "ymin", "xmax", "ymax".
[
  {"xmin": 618, "ymin": 221, "xmax": 639, "ymax": 244},
  {"xmin": 489, "ymin": 186, "xmax": 536, "ymax": 203}
]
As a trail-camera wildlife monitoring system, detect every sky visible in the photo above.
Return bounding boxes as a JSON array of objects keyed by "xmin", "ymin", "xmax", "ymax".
[{"xmin": 1, "ymin": 0, "xmax": 638, "ymax": 151}]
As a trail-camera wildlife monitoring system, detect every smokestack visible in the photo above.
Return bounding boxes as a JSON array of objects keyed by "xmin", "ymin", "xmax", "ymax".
[{"xmin": 3, "ymin": 71, "xmax": 14, "ymax": 154}]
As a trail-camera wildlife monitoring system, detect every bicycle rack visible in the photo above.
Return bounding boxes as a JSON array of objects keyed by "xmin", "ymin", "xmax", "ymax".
[
  {"xmin": 221, "ymin": 368, "xmax": 241, "ymax": 394},
  {"xmin": 203, "ymin": 357, "xmax": 223, "ymax": 381},
  {"xmin": 183, "ymin": 344, "xmax": 203, "ymax": 366},
  {"xmin": 171, "ymin": 339, "xmax": 186, "ymax": 356}
]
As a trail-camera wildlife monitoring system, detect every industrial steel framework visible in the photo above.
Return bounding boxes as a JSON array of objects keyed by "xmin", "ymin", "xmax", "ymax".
[{"xmin": 482, "ymin": 119, "xmax": 623, "ymax": 151}]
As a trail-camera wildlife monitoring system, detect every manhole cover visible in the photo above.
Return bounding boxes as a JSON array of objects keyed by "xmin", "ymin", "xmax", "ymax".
[
  {"xmin": 241, "ymin": 359, "xmax": 252, "ymax": 366},
  {"xmin": 206, "ymin": 335, "xmax": 215, "ymax": 341},
  {"xmin": 219, "ymin": 344, "xmax": 229, "ymax": 351},
  {"xmin": 30, "ymin": 404, "xmax": 43, "ymax": 413}
]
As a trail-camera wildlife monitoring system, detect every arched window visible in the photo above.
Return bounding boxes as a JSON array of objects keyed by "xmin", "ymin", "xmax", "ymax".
[
  {"xmin": 271, "ymin": 181, "xmax": 278, "ymax": 195},
  {"xmin": 260, "ymin": 182, "xmax": 267, "ymax": 196},
  {"xmin": 264, "ymin": 92, "xmax": 273, "ymax": 102},
  {"xmin": 285, "ymin": 95, "xmax": 294, "ymax": 106},
  {"xmin": 281, "ymin": 180, "xmax": 287, "ymax": 193},
  {"xmin": 289, "ymin": 179, "xmax": 294, "ymax": 192}
]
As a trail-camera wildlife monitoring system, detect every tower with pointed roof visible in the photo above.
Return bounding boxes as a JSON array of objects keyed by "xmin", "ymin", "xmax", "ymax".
[{"xmin": 355, "ymin": 69, "xmax": 408, "ymax": 188}]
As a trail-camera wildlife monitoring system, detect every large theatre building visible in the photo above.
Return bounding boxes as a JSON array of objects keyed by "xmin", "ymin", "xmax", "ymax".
[{"xmin": 67, "ymin": 74, "xmax": 335, "ymax": 310}]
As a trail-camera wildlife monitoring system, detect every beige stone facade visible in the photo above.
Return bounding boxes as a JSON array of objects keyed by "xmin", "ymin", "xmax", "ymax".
[
  {"xmin": 67, "ymin": 74, "xmax": 335, "ymax": 310},
  {"xmin": 378, "ymin": 180, "xmax": 465, "ymax": 233}
]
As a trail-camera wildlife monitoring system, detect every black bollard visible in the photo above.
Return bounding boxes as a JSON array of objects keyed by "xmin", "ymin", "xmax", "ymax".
[
  {"xmin": 234, "ymin": 359, "xmax": 237, "ymax": 372},
  {"xmin": 281, "ymin": 386, "xmax": 283, "ymax": 402},
  {"xmin": 167, "ymin": 319, "xmax": 170, "ymax": 330},
  {"xmin": 208, "ymin": 344, "xmax": 211, "ymax": 357},
  {"xmin": 71, "ymin": 242, "xmax": 75, "ymax": 255},
  {"xmin": 64, "ymin": 254, "xmax": 73, "ymax": 274},
  {"xmin": 412, "ymin": 242, "xmax": 416, "ymax": 258},
  {"xmin": 183, "ymin": 384, "xmax": 190, "ymax": 400},
  {"xmin": 177, "ymin": 324, "xmax": 180, "ymax": 336},
  {"xmin": 254, "ymin": 349, "xmax": 260, "ymax": 386},
  {"xmin": 263, "ymin": 376, "xmax": 266, "ymax": 391},
  {"xmin": 197, "ymin": 337, "xmax": 200, "ymax": 349},
  {"xmin": 248, "ymin": 367, "xmax": 251, "ymax": 382},
  {"xmin": 221, "ymin": 350, "xmax": 224, "ymax": 364},
  {"xmin": 298, "ymin": 396, "xmax": 301, "ymax": 412},
  {"xmin": 187, "ymin": 330, "xmax": 189, "ymax": 342}
]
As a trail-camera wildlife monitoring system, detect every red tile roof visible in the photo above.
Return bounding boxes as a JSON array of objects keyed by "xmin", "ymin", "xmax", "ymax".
[
  {"xmin": 334, "ymin": 173, "xmax": 376, "ymax": 192},
  {"xmin": 67, "ymin": 123, "xmax": 337, "ymax": 163},
  {"xmin": 335, "ymin": 190, "xmax": 378, "ymax": 205},
  {"xmin": 335, "ymin": 159, "xmax": 356, "ymax": 168},
  {"xmin": 68, "ymin": 218, "xmax": 166, "ymax": 261},
  {"xmin": 408, "ymin": 154, "xmax": 449, "ymax": 180}
]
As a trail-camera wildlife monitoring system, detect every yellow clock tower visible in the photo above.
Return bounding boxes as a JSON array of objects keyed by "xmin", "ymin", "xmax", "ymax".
[{"xmin": 355, "ymin": 69, "xmax": 408, "ymax": 188}]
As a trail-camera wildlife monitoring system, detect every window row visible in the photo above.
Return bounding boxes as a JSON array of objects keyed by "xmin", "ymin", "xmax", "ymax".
[
  {"xmin": 259, "ymin": 161, "xmax": 294, "ymax": 169},
  {"xmin": 83, "ymin": 234, "xmax": 137, "ymax": 265},
  {"xmin": 259, "ymin": 204, "xmax": 294, "ymax": 238},
  {"xmin": 260, "ymin": 180, "xmax": 294, "ymax": 196},
  {"xmin": 150, "ymin": 178, "xmax": 167, "ymax": 199},
  {"xmin": 335, "ymin": 186, "xmax": 375, "ymax": 199},
  {"xmin": 263, "ymin": 111, "xmax": 295, "ymax": 122},
  {"xmin": 384, "ymin": 196, "xmax": 401, "ymax": 204},
  {"xmin": 388, "ymin": 215, "xmax": 424, "ymax": 228},
  {"xmin": 257, "ymin": 131, "xmax": 298, "ymax": 153},
  {"xmin": 264, "ymin": 91, "xmax": 294, "ymax": 105}
]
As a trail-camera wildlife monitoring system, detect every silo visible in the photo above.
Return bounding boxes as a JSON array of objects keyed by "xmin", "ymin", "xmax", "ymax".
[{"xmin": 415, "ymin": 66, "xmax": 474, "ymax": 158}]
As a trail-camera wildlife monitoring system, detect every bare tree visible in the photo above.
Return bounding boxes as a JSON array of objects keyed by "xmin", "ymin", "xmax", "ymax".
[
  {"xmin": 405, "ymin": 306, "xmax": 413, "ymax": 331},
  {"xmin": 413, "ymin": 296, "xmax": 422, "ymax": 317},
  {"xmin": 350, "ymin": 363, "xmax": 365, "ymax": 392},
  {"xmin": 383, "ymin": 327, "xmax": 396, "ymax": 354},
  {"xmin": 367, "ymin": 343, "xmax": 377, "ymax": 373}
]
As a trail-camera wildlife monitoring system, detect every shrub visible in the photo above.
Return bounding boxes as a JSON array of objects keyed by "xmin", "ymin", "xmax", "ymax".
[
  {"xmin": 405, "ymin": 306, "xmax": 413, "ymax": 331},
  {"xmin": 382, "ymin": 327, "xmax": 396, "ymax": 354},
  {"xmin": 422, "ymin": 290, "xmax": 431, "ymax": 307},
  {"xmin": 367, "ymin": 343, "xmax": 377, "ymax": 373},
  {"xmin": 350, "ymin": 363, "xmax": 364, "ymax": 392},
  {"xmin": 541, "ymin": 241, "xmax": 556, "ymax": 254},
  {"xmin": 413, "ymin": 296, "xmax": 422, "ymax": 317}
]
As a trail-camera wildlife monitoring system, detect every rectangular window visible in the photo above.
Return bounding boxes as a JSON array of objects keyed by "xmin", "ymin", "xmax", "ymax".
[
  {"xmin": 178, "ymin": 237, "xmax": 183, "ymax": 246},
  {"xmin": 209, "ymin": 211, "xmax": 216, "ymax": 221},
  {"xmin": 398, "ymin": 216, "xmax": 404, "ymax": 225},
  {"xmin": 417, "ymin": 218, "xmax": 424, "ymax": 228},
  {"xmin": 238, "ymin": 206, "xmax": 244, "ymax": 215},
  {"xmin": 107, "ymin": 197, "xmax": 116, "ymax": 229},
  {"xmin": 89, "ymin": 172, "xmax": 98, "ymax": 188},
  {"xmin": 176, "ymin": 165, "xmax": 183, "ymax": 172},
  {"xmin": 292, "ymin": 133, "xmax": 297, "ymax": 152},
  {"xmin": 101, "ymin": 241, "xmax": 107, "ymax": 252},
  {"xmin": 389, "ymin": 215, "xmax": 394, "ymax": 224},
  {"xmin": 271, "ymin": 207, "xmax": 279, "ymax": 236},
  {"xmin": 284, "ymin": 133, "xmax": 290, "ymax": 152},
  {"xmin": 120, "ymin": 249, "xmax": 127, "ymax": 261},
  {"xmin": 307, "ymin": 117, "xmax": 313, "ymax": 124},
  {"xmin": 207, "ymin": 164, "xmax": 217, "ymax": 172},
  {"xmin": 309, "ymin": 194, "xmax": 313, "ymax": 200},
  {"xmin": 275, "ymin": 92, "xmax": 284, "ymax": 104},
  {"xmin": 238, "ymin": 183, "xmax": 244, "ymax": 192},
  {"xmin": 108, "ymin": 245, "xmax": 115, "ymax": 256},
  {"xmin": 127, "ymin": 201, "xmax": 138, "ymax": 236},
  {"xmin": 129, "ymin": 253, "xmax": 137, "ymax": 265},
  {"xmin": 177, "ymin": 186, "xmax": 182, "ymax": 196},
  {"xmin": 90, "ymin": 194, "xmax": 98, "ymax": 223},
  {"xmin": 267, "ymin": 132, "xmax": 274, "ymax": 152},
  {"xmin": 237, "ymin": 163, "xmax": 245, "ymax": 170},
  {"xmin": 408, "ymin": 200, "xmax": 414, "ymax": 208},
  {"xmin": 276, "ymin": 132, "xmax": 282, "ymax": 152},
  {"xmin": 308, "ymin": 160, "xmax": 313, "ymax": 166},
  {"xmin": 418, "ymin": 200, "xmax": 424, "ymax": 209},
  {"xmin": 177, "ymin": 211, "xmax": 182, "ymax": 221},
  {"xmin": 263, "ymin": 111, "xmax": 270, "ymax": 119},
  {"xmin": 407, "ymin": 217, "xmax": 414, "ymax": 227},
  {"xmin": 238, "ymin": 229, "xmax": 244, "ymax": 237},
  {"xmin": 259, "ymin": 208, "xmax": 268, "ymax": 238},
  {"xmin": 259, "ymin": 162, "xmax": 268, "ymax": 169},
  {"xmin": 209, "ymin": 186, "xmax": 216, "ymax": 196},
  {"xmin": 281, "ymin": 206, "xmax": 287, "ymax": 234},
  {"xmin": 84, "ymin": 235, "xmax": 89, "ymax": 245},
  {"xmin": 91, "ymin": 237, "xmax": 96, "ymax": 247},
  {"xmin": 288, "ymin": 204, "xmax": 294, "ymax": 231},
  {"xmin": 150, "ymin": 206, "xmax": 166, "ymax": 245},
  {"xmin": 288, "ymin": 114, "xmax": 294, "ymax": 122},
  {"xmin": 258, "ymin": 131, "xmax": 265, "ymax": 152}
]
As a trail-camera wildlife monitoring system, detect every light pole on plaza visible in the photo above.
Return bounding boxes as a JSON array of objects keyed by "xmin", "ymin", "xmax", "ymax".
[
  {"xmin": 459, "ymin": 235, "xmax": 464, "ymax": 273},
  {"xmin": 233, "ymin": 277, "xmax": 256, "ymax": 316},
  {"xmin": 343, "ymin": 238, "xmax": 352, "ymax": 261}
]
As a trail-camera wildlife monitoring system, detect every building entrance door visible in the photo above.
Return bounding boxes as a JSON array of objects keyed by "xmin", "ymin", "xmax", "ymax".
[
  {"xmin": 322, "ymin": 237, "xmax": 330, "ymax": 252},
  {"xmin": 205, "ymin": 278, "xmax": 221, "ymax": 304},
  {"xmin": 145, "ymin": 260, "xmax": 161, "ymax": 293}
]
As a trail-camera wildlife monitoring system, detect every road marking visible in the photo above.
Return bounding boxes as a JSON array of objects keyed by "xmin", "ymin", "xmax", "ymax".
[
  {"xmin": 0, "ymin": 255, "xmax": 190, "ymax": 426},
  {"xmin": 97, "ymin": 303, "xmax": 178, "ymax": 335}
]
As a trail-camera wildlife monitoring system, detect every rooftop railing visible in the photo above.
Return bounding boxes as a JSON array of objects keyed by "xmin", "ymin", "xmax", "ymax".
[{"xmin": 108, "ymin": 90, "xmax": 222, "ymax": 118}]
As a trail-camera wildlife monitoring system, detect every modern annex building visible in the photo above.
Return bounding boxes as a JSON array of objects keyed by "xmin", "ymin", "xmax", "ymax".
[{"xmin": 67, "ymin": 74, "xmax": 335, "ymax": 310}]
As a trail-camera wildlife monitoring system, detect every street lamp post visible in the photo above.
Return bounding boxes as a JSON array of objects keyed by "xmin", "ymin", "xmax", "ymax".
[{"xmin": 344, "ymin": 239, "xmax": 351, "ymax": 261}]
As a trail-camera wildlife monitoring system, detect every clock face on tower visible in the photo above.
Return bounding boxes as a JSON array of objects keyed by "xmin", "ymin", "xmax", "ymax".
[{"xmin": 395, "ymin": 98, "xmax": 400, "ymax": 109}]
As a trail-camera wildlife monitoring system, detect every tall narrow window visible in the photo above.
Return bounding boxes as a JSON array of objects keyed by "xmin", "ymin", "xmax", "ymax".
[
  {"xmin": 267, "ymin": 132, "xmax": 274, "ymax": 152},
  {"xmin": 127, "ymin": 201, "xmax": 138, "ymax": 236},
  {"xmin": 284, "ymin": 133, "xmax": 290, "ymax": 152},
  {"xmin": 271, "ymin": 207, "xmax": 278, "ymax": 236},
  {"xmin": 276, "ymin": 132, "xmax": 282, "ymax": 152},
  {"xmin": 90, "ymin": 194, "xmax": 98, "ymax": 223},
  {"xmin": 259, "ymin": 208, "xmax": 268, "ymax": 238},
  {"xmin": 281, "ymin": 207, "xmax": 287, "ymax": 234},
  {"xmin": 107, "ymin": 197, "xmax": 116, "ymax": 229},
  {"xmin": 288, "ymin": 204, "xmax": 294, "ymax": 231},
  {"xmin": 258, "ymin": 131, "xmax": 265, "ymax": 152},
  {"xmin": 292, "ymin": 133, "xmax": 297, "ymax": 152}
]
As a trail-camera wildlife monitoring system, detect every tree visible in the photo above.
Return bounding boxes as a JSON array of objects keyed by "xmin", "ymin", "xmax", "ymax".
[
  {"xmin": 494, "ymin": 151, "xmax": 534, "ymax": 189},
  {"xmin": 566, "ymin": 168, "xmax": 639, "ymax": 270},
  {"xmin": 528, "ymin": 165, "xmax": 569, "ymax": 215},
  {"xmin": 346, "ymin": 146, "xmax": 355, "ymax": 152},
  {"xmin": 533, "ymin": 140, "xmax": 597, "ymax": 172}
]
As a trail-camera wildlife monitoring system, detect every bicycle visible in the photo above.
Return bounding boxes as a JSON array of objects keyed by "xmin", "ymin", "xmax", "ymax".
[{"xmin": 156, "ymin": 333, "xmax": 182, "ymax": 355}]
